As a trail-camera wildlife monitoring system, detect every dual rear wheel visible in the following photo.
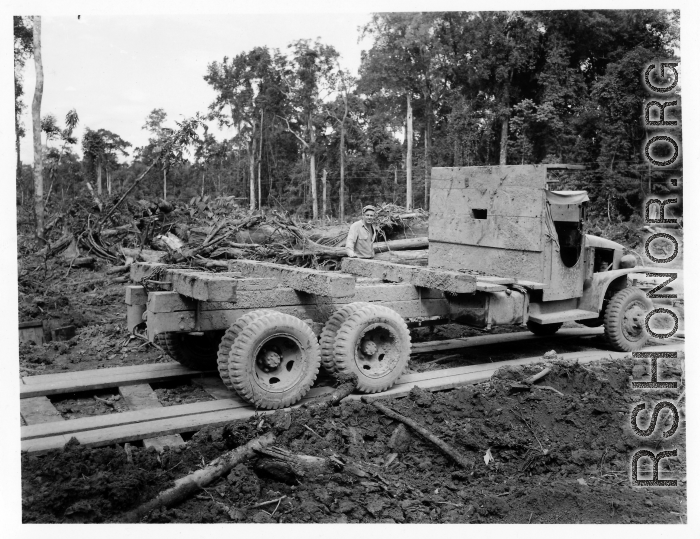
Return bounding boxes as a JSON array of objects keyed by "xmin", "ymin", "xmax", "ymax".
[
  {"xmin": 324, "ymin": 303, "xmax": 411, "ymax": 393},
  {"xmin": 157, "ymin": 303, "xmax": 410, "ymax": 408}
]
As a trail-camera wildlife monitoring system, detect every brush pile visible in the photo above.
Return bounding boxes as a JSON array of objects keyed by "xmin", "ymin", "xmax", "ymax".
[{"xmin": 22, "ymin": 195, "xmax": 429, "ymax": 276}]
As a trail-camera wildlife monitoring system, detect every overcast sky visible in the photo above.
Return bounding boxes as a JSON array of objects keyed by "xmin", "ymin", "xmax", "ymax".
[{"xmin": 17, "ymin": 12, "xmax": 373, "ymax": 163}]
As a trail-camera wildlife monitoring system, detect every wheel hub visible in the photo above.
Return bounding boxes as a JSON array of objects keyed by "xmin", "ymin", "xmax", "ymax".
[
  {"xmin": 258, "ymin": 349, "xmax": 282, "ymax": 371},
  {"xmin": 354, "ymin": 324, "xmax": 400, "ymax": 378},
  {"xmin": 360, "ymin": 339, "xmax": 378, "ymax": 356},
  {"xmin": 253, "ymin": 335, "xmax": 304, "ymax": 392},
  {"xmin": 623, "ymin": 302, "xmax": 646, "ymax": 340}
]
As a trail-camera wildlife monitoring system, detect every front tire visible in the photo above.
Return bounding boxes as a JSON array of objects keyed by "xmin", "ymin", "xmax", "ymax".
[
  {"xmin": 603, "ymin": 287, "xmax": 652, "ymax": 352},
  {"xmin": 228, "ymin": 311, "xmax": 321, "ymax": 409},
  {"xmin": 333, "ymin": 304, "xmax": 411, "ymax": 393}
]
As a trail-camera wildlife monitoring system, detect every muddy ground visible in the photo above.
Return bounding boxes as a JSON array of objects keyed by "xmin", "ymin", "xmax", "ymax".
[{"xmin": 21, "ymin": 355, "xmax": 686, "ymax": 524}]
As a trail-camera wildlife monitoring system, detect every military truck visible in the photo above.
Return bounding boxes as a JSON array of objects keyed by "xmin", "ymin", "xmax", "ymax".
[{"xmin": 126, "ymin": 165, "xmax": 656, "ymax": 409}]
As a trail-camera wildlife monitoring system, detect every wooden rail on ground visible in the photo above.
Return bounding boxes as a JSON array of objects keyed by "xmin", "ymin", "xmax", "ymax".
[{"xmin": 19, "ymin": 332, "xmax": 683, "ymax": 454}]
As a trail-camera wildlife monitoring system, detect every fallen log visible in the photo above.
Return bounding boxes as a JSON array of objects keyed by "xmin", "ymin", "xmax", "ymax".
[
  {"xmin": 67, "ymin": 256, "xmax": 96, "ymax": 268},
  {"xmin": 364, "ymin": 398, "xmax": 473, "ymax": 469},
  {"xmin": 253, "ymin": 445, "xmax": 367, "ymax": 482},
  {"xmin": 373, "ymin": 237, "xmax": 428, "ymax": 253},
  {"xmin": 374, "ymin": 249, "xmax": 429, "ymax": 265},
  {"xmin": 123, "ymin": 432, "xmax": 275, "ymax": 523},
  {"xmin": 106, "ymin": 264, "xmax": 131, "ymax": 275},
  {"xmin": 121, "ymin": 247, "xmax": 168, "ymax": 264},
  {"xmin": 284, "ymin": 237, "xmax": 430, "ymax": 259},
  {"xmin": 303, "ymin": 373, "xmax": 357, "ymax": 408},
  {"xmin": 523, "ymin": 367, "xmax": 551, "ymax": 385},
  {"xmin": 254, "ymin": 445, "xmax": 331, "ymax": 480},
  {"xmin": 37, "ymin": 234, "xmax": 73, "ymax": 258}
]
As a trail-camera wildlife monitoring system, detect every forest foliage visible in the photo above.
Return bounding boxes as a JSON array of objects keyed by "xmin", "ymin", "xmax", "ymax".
[{"xmin": 15, "ymin": 10, "xmax": 681, "ymax": 224}]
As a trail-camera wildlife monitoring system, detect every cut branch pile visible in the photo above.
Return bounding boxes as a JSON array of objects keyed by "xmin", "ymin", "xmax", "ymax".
[{"xmin": 30, "ymin": 194, "xmax": 429, "ymax": 274}]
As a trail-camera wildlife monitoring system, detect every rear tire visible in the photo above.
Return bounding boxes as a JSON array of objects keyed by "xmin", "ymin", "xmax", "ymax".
[
  {"xmin": 216, "ymin": 310, "xmax": 274, "ymax": 390},
  {"xmin": 333, "ymin": 304, "xmax": 411, "ymax": 393},
  {"xmin": 228, "ymin": 311, "xmax": 321, "ymax": 409},
  {"xmin": 526, "ymin": 320, "xmax": 563, "ymax": 336},
  {"xmin": 604, "ymin": 287, "xmax": 652, "ymax": 352},
  {"xmin": 319, "ymin": 302, "xmax": 372, "ymax": 375},
  {"xmin": 155, "ymin": 331, "xmax": 222, "ymax": 370}
]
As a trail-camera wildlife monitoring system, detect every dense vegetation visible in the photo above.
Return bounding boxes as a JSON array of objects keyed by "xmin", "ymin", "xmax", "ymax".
[{"xmin": 15, "ymin": 11, "xmax": 681, "ymax": 225}]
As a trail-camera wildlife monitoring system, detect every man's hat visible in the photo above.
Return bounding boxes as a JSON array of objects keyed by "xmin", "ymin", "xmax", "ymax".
[{"xmin": 362, "ymin": 205, "xmax": 377, "ymax": 214}]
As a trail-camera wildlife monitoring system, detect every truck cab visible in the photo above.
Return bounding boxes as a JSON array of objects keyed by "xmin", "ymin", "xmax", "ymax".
[{"xmin": 429, "ymin": 165, "xmax": 656, "ymax": 350}]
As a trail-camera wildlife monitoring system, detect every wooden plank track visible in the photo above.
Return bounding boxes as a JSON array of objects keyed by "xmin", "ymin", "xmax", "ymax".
[
  {"xmin": 191, "ymin": 375, "xmax": 235, "ymax": 400},
  {"xmin": 411, "ymin": 327, "xmax": 604, "ymax": 354},
  {"xmin": 20, "ymin": 363, "xmax": 213, "ymax": 399},
  {"xmin": 21, "ymin": 397, "xmax": 64, "ymax": 425},
  {"xmin": 21, "ymin": 342, "xmax": 682, "ymax": 454},
  {"xmin": 21, "ymin": 328, "xmax": 603, "ymax": 399},
  {"xmin": 119, "ymin": 384, "xmax": 185, "ymax": 451}
]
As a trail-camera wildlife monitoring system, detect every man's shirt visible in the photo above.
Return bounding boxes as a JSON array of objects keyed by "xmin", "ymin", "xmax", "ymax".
[{"xmin": 346, "ymin": 220, "xmax": 376, "ymax": 258}]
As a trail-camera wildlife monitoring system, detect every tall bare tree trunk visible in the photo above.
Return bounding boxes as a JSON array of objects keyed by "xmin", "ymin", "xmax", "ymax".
[
  {"xmin": 406, "ymin": 93, "xmax": 413, "ymax": 211},
  {"xmin": 322, "ymin": 168, "xmax": 327, "ymax": 218},
  {"xmin": 258, "ymin": 109, "xmax": 264, "ymax": 210},
  {"xmin": 499, "ymin": 116, "xmax": 508, "ymax": 166},
  {"xmin": 32, "ymin": 16, "xmax": 45, "ymax": 244},
  {"xmin": 96, "ymin": 159, "xmax": 102, "ymax": 195},
  {"xmin": 339, "ymin": 92, "xmax": 348, "ymax": 222},
  {"xmin": 424, "ymin": 100, "xmax": 432, "ymax": 210},
  {"xmin": 309, "ymin": 117, "xmax": 318, "ymax": 220},
  {"xmin": 339, "ymin": 123, "xmax": 346, "ymax": 221},
  {"xmin": 248, "ymin": 138, "xmax": 256, "ymax": 211},
  {"xmin": 15, "ymin": 82, "xmax": 22, "ymax": 183},
  {"xmin": 499, "ymin": 79, "xmax": 511, "ymax": 166},
  {"xmin": 163, "ymin": 167, "xmax": 167, "ymax": 200},
  {"xmin": 107, "ymin": 168, "xmax": 112, "ymax": 195}
]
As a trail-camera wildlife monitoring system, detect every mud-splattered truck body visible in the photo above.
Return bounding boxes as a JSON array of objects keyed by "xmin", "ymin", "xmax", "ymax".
[{"xmin": 126, "ymin": 165, "xmax": 658, "ymax": 409}]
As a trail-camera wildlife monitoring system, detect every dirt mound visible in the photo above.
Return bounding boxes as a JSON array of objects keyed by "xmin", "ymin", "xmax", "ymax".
[{"xmin": 21, "ymin": 356, "xmax": 686, "ymax": 523}]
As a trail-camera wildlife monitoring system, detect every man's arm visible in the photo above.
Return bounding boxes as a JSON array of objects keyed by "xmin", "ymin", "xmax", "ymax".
[{"xmin": 345, "ymin": 223, "xmax": 358, "ymax": 257}]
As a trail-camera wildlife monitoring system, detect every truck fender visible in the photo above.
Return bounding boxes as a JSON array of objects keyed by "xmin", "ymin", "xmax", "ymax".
[{"xmin": 578, "ymin": 266, "xmax": 660, "ymax": 313}]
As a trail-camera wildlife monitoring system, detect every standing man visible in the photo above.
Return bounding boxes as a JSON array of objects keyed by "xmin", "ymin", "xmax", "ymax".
[{"xmin": 346, "ymin": 205, "xmax": 377, "ymax": 258}]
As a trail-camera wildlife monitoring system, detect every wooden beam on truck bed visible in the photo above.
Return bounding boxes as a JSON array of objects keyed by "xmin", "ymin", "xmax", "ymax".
[
  {"xmin": 130, "ymin": 263, "xmax": 280, "ymax": 301},
  {"xmin": 164, "ymin": 270, "xmax": 277, "ymax": 302},
  {"xmin": 167, "ymin": 269, "xmax": 238, "ymax": 302},
  {"xmin": 341, "ymin": 258, "xmax": 476, "ymax": 294},
  {"xmin": 228, "ymin": 259, "xmax": 356, "ymax": 298}
]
